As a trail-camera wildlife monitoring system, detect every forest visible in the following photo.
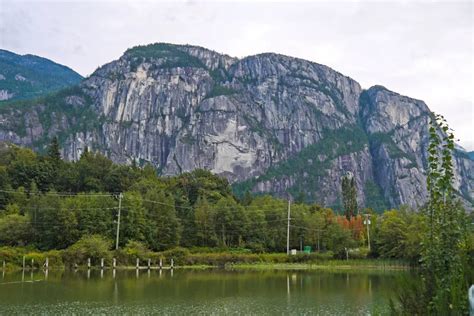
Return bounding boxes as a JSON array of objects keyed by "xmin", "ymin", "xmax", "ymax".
[{"xmin": 0, "ymin": 138, "xmax": 471, "ymax": 266}]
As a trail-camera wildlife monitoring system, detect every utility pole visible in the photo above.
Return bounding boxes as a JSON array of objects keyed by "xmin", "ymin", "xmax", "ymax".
[
  {"xmin": 364, "ymin": 213, "xmax": 371, "ymax": 251},
  {"xmin": 115, "ymin": 193, "xmax": 123, "ymax": 250},
  {"xmin": 287, "ymin": 198, "xmax": 291, "ymax": 255}
]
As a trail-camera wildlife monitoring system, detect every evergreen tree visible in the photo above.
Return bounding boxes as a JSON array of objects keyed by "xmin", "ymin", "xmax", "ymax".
[
  {"xmin": 341, "ymin": 174, "xmax": 358, "ymax": 220},
  {"xmin": 47, "ymin": 137, "xmax": 62, "ymax": 164}
]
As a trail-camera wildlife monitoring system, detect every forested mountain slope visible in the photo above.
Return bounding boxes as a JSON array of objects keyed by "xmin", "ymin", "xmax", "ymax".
[{"xmin": 0, "ymin": 49, "xmax": 82, "ymax": 101}]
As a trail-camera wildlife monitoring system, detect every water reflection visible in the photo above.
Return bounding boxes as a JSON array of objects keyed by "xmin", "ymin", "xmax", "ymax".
[{"xmin": 0, "ymin": 269, "xmax": 414, "ymax": 315}]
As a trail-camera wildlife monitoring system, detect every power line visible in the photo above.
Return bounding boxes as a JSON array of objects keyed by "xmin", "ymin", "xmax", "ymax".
[
  {"xmin": 1, "ymin": 190, "xmax": 311, "ymax": 217},
  {"xmin": 0, "ymin": 189, "xmax": 118, "ymax": 197},
  {"xmin": 8, "ymin": 206, "xmax": 119, "ymax": 211},
  {"xmin": 1, "ymin": 189, "xmax": 300, "ymax": 213}
]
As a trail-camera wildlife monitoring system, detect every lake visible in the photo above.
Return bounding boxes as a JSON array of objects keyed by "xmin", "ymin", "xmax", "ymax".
[{"xmin": 0, "ymin": 268, "xmax": 411, "ymax": 315}]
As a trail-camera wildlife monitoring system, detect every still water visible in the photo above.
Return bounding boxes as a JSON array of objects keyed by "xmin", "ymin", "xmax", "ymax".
[{"xmin": 0, "ymin": 269, "xmax": 411, "ymax": 315}]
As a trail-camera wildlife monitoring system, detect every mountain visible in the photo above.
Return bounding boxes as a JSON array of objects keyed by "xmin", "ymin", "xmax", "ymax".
[
  {"xmin": 0, "ymin": 49, "xmax": 83, "ymax": 101},
  {"xmin": 0, "ymin": 43, "xmax": 472, "ymax": 210}
]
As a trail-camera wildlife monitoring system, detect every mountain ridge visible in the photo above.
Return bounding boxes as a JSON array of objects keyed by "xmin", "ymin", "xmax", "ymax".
[
  {"xmin": 0, "ymin": 49, "xmax": 83, "ymax": 101},
  {"xmin": 0, "ymin": 43, "xmax": 472, "ymax": 210}
]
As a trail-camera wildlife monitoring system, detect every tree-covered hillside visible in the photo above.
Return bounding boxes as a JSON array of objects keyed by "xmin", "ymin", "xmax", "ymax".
[
  {"xmin": 0, "ymin": 140, "xmax": 461, "ymax": 264},
  {"xmin": 0, "ymin": 49, "xmax": 82, "ymax": 101}
]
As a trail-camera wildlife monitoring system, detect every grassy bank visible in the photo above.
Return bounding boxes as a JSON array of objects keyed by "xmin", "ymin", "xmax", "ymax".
[
  {"xmin": 0, "ymin": 245, "xmax": 412, "ymax": 271},
  {"xmin": 230, "ymin": 259, "xmax": 412, "ymax": 271}
]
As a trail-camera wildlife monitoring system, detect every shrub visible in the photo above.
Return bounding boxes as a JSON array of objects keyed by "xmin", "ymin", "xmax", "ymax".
[
  {"xmin": 187, "ymin": 247, "xmax": 252, "ymax": 254},
  {"xmin": 0, "ymin": 246, "xmax": 28, "ymax": 266},
  {"xmin": 186, "ymin": 253, "xmax": 260, "ymax": 266},
  {"xmin": 245, "ymin": 243, "xmax": 265, "ymax": 254},
  {"xmin": 258, "ymin": 253, "xmax": 288, "ymax": 263},
  {"xmin": 63, "ymin": 235, "xmax": 112, "ymax": 266},
  {"xmin": 115, "ymin": 240, "xmax": 152, "ymax": 266},
  {"xmin": 348, "ymin": 247, "xmax": 369, "ymax": 259},
  {"xmin": 0, "ymin": 247, "xmax": 63, "ymax": 268},
  {"xmin": 158, "ymin": 247, "xmax": 190, "ymax": 266},
  {"xmin": 44, "ymin": 250, "xmax": 63, "ymax": 267},
  {"xmin": 24, "ymin": 252, "xmax": 45, "ymax": 268},
  {"xmin": 310, "ymin": 251, "xmax": 335, "ymax": 260},
  {"xmin": 0, "ymin": 214, "xmax": 32, "ymax": 246}
]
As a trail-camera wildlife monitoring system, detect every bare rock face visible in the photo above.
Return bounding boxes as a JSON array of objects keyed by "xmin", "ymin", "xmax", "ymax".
[
  {"xmin": 0, "ymin": 89, "xmax": 14, "ymax": 101},
  {"xmin": 360, "ymin": 86, "xmax": 474, "ymax": 209},
  {"xmin": 0, "ymin": 43, "xmax": 472, "ymax": 210}
]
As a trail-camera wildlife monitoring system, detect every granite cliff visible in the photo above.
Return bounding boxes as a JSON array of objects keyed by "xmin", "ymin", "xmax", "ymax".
[{"xmin": 0, "ymin": 43, "xmax": 472, "ymax": 210}]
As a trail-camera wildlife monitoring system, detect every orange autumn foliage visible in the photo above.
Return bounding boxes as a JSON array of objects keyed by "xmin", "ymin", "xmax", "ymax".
[{"xmin": 334, "ymin": 215, "xmax": 364, "ymax": 240}]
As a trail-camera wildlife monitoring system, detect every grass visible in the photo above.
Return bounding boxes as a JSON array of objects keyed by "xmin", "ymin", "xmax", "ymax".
[{"xmin": 231, "ymin": 259, "xmax": 412, "ymax": 271}]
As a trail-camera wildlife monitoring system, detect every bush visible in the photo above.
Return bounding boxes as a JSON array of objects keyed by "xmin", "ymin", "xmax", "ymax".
[
  {"xmin": 348, "ymin": 247, "xmax": 369, "ymax": 259},
  {"xmin": 63, "ymin": 235, "xmax": 112, "ymax": 266},
  {"xmin": 24, "ymin": 252, "xmax": 45, "ymax": 268},
  {"xmin": 158, "ymin": 247, "xmax": 190, "ymax": 266},
  {"xmin": 0, "ymin": 214, "xmax": 32, "ymax": 246},
  {"xmin": 258, "ymin": 253, "xmax": 288, "ymax": 263},
  {"xmin": 245, "ymin": 242, "xmax": 265, "ymax": 254},
  {"xmin": 310, "ymin": 251, "xmax": 335, "ymax": 260},
  {"xmin": 115, "ymin": 240, "xmax": 152, "ymax": 266},
  {"xmin": 44, "ymin": 250, "xmax": 63, "ymax": 267},
  {"xmin": 0, "ymin": 247, "xmax": 63, "ymax": 268},
  {"xmin": 0, "ymin": 246, "xmax": 28, "ymax": 266},
  {"xmin": 183, "ymin": 251, "xmax": 338, "ymax": 266},
  {"xmin": 186, "ymin": 253, "xmax": 260, "ymax": 266}
]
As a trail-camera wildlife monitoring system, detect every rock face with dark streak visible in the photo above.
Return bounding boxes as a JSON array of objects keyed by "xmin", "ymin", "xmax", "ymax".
[{"xmin": 0, "ymin": 43, "xmax": 472, "ymax": 210}]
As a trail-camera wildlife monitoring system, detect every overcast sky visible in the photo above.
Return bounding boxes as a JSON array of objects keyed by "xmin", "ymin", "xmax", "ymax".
[{"xmin": 1, "ymin": 0, "xmax": 473, "ymax": 150}]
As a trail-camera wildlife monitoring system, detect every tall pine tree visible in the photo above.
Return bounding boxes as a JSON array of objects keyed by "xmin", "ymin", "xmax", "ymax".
[
  {"xmin": 47, "ymin": 137, "xmax": 62, "ymax": 164},
  {"xmin": 341, "ymin": 174, "xmax": 358, "ymax": 220}
]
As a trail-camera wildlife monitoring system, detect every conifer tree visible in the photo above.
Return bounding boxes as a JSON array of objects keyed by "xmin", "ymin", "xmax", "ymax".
[
  {"xmin": 47, "ymin": 137, "xmax": 62, "ymax": 164},
  {"xmin": 342, "ymin": 174, "xmax": 358, "ymax": 220}
]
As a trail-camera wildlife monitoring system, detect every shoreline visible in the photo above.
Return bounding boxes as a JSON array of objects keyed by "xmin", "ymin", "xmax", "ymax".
[{"xmin": 1, "ymin": 260, "xmax": 412, "ymax": 272}]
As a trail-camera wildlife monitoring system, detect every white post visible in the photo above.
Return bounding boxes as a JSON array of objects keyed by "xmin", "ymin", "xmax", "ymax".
[
  {"xmin": 364, "ymin": 214, "xmax": 371, "ymax": 251},
  {"xmin": 287, "ymin": 198, "xmax": 291, "ymax": 255},
  {"xmin": 171, "ymin": 258, "xmax": 174, "ymax": 269},
  {"xmin": 115, "ymin": 193, "xmax": 123, "ymax": 250},
  {"xmin": 45, "ymin": 257, "xmax": 49, "ymax": 269},
  {"xmin": 87, "ymin": 258, "xmax": 91, "ymax": 269},
  {"xmin": 136, "ymin": 258, "xmax": 139, "ymax": 269},
  {"xmin": 159, "ymin": 258, "xmax": 162, "ymax": 269},
  {"xmin": 468, "ymin": 285, "xmax": 474, "ymax": 314},
  {"xmin": 113, "ymin": 258, "xmax": 116, "ymax": 269},
  {"xmin": 101, "ymin": 258, "xmax": 104, "ymax": 270},
  {"xmin": 148, "ymin": 259, "xmax": 151, "ymax": 270}
]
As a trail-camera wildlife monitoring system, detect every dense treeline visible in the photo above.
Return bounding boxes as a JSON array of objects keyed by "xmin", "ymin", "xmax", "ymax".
[{"xmin": 0, "ymin": 139, "xmax": 471, "ymax": 265}]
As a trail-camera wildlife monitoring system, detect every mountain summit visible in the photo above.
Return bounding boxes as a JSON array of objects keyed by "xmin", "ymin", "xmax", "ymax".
[{"xmin": 0, "ymin": 43, "xmax": 472, "ymax": 210}]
